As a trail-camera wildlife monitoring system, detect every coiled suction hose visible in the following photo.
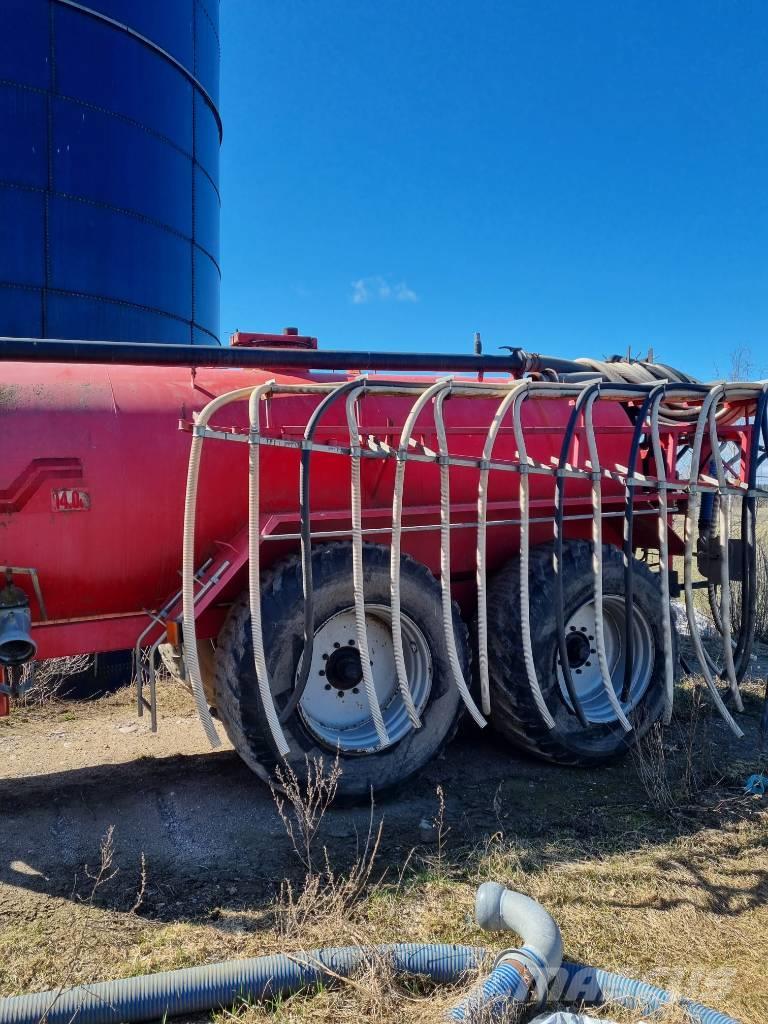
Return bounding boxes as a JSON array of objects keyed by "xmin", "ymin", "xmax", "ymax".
[{"xmin": 0, "ymin": 884, "xmax": 740, "ymax": 1024}]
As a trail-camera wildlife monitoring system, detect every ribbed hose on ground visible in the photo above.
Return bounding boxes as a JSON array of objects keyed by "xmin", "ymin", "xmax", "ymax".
[
  {"xmin": 434, "ymin": 387, "xmax": 487, "ymax": 728},
  {"xmin": 581, "ymin": 389, "xmax": 632, "ymax": 732},
  {"xmin": 449, "ymin": 960, "xmax": 530, "ymax": 1020},
  {"xmin": 558, "ymin": 960, "xmax": 740, "ymax": 1024},
  {"xmin": 0, "ymin": 944, "xmax": 484, "ymax": 1024},
  {"xmin": 0, "ymin": 952, "xmax": 741, "ymax": 1024},
  {"xmin": 248, "ymin": 382, "xmax": 291, "ymax": 758},
  {"xmin": 345, "ymin": 386, "xmax": 390, "ymax": 749},
  {"xmin": 0, "ymin": 896, "xmax": 742, "ymax": 1024}
]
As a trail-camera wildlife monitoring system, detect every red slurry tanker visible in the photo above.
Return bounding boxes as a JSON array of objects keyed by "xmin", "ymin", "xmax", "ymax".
[{"xmin": 1, "ymin": 332, "xmax": 765, "ymax": 798}]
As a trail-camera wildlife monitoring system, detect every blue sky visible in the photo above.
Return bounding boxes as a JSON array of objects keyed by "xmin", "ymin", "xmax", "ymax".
[{"xmin": 220, "ymin": 1, "xmax": 768, "ymax": 380}]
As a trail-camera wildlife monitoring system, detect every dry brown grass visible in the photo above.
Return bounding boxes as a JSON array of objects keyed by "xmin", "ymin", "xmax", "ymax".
[
  {"xmin": 1, "ymin": 801, "xmax": 765, "ymax": 1022},
  {"xmin": 1, "ymin": 685, "xmax": 766, "ymax": 1023}
]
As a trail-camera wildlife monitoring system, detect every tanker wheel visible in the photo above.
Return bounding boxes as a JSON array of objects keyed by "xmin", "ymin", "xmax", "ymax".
[
  {"xmin": 214, "ymin": 542, "xmax": 467, "ymax": 801},
  {"xmin": 486, "ymin": 540, "xmax": 675, "ymax": 766},
  {"xmin": 158, "ymin": 641, "xmax": 217, "ymax": 707}
]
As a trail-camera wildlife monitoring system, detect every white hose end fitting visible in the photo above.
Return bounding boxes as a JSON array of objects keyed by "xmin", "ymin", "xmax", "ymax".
[
  {"xmin": 475, "ymin": 881, "xmax": 508, "ymax": 931},
  {"xmin": 475, "ymin": 882, "xmax": 564, "ymax": 993}
]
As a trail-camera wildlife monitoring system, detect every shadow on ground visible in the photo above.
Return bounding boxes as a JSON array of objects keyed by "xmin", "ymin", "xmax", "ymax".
[{"xmin": 0, "ymin": 692, "xmax": 765, "ymax": 927}]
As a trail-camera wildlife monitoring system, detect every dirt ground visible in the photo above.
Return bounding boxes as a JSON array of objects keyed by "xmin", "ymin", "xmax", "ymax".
[{"xmin": 0, "ymin": 677, "xmax": 766, "ymax": 1022}]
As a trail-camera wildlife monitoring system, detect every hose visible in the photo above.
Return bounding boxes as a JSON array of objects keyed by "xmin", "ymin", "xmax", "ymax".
[
  {"xmin": 509, "ymin": 383, "xmax": 557, "ymax": 728},
  {"xmin": 345, "ymin": 385, "xmax": 390, "ymax": 748},
  {"xmin": 573, "ymin": 358, "xmax": 735, "ymax": 427},
  {"xmin": 434, "ymin": 387, "xmax": 487, "ymax": 729},
  {"xmin": 475, "ymin": 380, "xmax": 531, "ymax": 717},
  {"xmin": 557, "ymin": 961, "xmax": 739, "ymax": 1024},
  {"xmin": 554, "ymin": 382, "xmax": 638, "ymax": 730},
  {"xmin": 682, "ymin": 385, "xmax": 743, "ymax": 737},
  {"xmin": 248, "ymin": 382, "xmax": 291, "ymax": 758},
  {"xmin": 280, "ymin": 377, "xmax": 367, "ymax": 725},
  {"xmin": 183, "ymin": 387, "xmax": 262, "ymax": 747},
  {"xmin": 282, "ymin": 378, "xmax": 427, "ymax": 725},
  {"xmin": 621, "ymin": 385, "xmax": 663, "ymax": 702},
  {"xmin": 581, "ymin": 388, "xmax": 632, "ymax": 732},
  {"xmin": 733, "ymin": 387, "xmax": 768, "ymax": 680},
  {"xmin": 648, "ymin": 388, "xmax": 676, "ymax": 723},
  {"xmin": 707, "ymin": 389, "xmax": 743, "ymax": 711},
  {"xmin": 553, "ymin": 384, "xmax": 596, "ymax": 728},
  {"xmin": 390, "ymin": 380, "xmax": 453, "ymax": 730},
  {"xmin": 0, "ymin": 944, "xmax": 485, "ymax": 1024},
  {"xmin": 0, "ymin": 885, "xmax": 741, "ymax": 1024}
]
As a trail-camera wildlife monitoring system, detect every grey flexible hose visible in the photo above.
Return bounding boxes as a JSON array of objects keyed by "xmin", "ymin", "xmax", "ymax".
[
  {"xmin": 248, "ymin": 381, "xmax": 291, "ymax": 757},
  {"xmin": 434, "ymin": 387, "xmax": 487, "ymax": 728},
  {"xmin": 581, "ymin": 389, "xmax": 632, "ymax": 732},
  {"xmin": 476, "ymin": 380, "xmax": 531, "ymax": 717},
  {"xmin": 683, "ymin": 385, "xmax": 743, "ymax": 737},
  {"xmin": 345, "ymin": 385, "xmax": 390, "ymax": 748}
]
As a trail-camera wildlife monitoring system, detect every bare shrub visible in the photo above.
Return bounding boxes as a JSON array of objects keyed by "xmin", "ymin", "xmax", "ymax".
[
  {"xmin": 271, "ymin": 754, "xmax": 343, "ymax": 872},
  {"xmin": 271, "ymin": 754, "xmax": 384, "ymax": 940},
  {"xmin": 419, "ymin": 785, "xmax": 453, "ymax": 882},
  {"xmin": 275, "ymin": 825, "xmax": 383, "ymax": 939},
  {"xmin": 631, "ymin": 687, "xmax": 716, "ymax": 811},
  {"xmin": 14, "ymin": 654, "xmax": 92, "ymax": 706}
]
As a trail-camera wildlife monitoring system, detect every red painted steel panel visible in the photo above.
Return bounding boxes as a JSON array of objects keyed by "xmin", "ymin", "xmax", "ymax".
[{"xmin": 0, "ymin": 361, "xmax": 636, "ymax": 656}]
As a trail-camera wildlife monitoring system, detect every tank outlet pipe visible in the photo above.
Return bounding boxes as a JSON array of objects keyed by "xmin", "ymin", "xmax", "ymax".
[
  {"xmin": 450, "ymin": 882, "xmax": 563, "ymax": 1020},
  {"xmin": 0, "ymin": 574, "xmax": 37, "ymax": 667},
  {"xmin": 0, "ymin": 336, "xmax": 594, "ymax": 377}
]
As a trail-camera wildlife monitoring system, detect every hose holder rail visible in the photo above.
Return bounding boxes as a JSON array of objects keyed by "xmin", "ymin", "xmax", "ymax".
[{"xmin": 180, "ymin": 376, "xmax": 768, "ymax": 758}]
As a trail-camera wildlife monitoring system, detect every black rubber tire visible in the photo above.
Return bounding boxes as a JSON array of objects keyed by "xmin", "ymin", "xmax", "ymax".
[
  {"xmin": 486, "ymin": 540, "xmax": 676, "ymax": 766},
  {"xmin": 158, "ymin": 641, "xmax": 217, "ymax": 705},
  {"xmin": 214, "ymin": 542, "xmax": 467, "ymax": 801}
]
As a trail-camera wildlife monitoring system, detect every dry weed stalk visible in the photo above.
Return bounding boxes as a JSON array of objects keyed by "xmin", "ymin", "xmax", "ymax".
[
  {"xmin": 14, "ymin": 654, "xmax": 92, "ymax": 706},
  {"xmin": 271, "ymin": 754, "xmax": 385, "ymax": 939},
  {"xmin": 631, "ymin": 686, "xmax": 717, "ymax": 811},
  {"xmin": 275, "ymin": 808, "xmax": 384, "ymax": 939},
  {"xmin": 272, "ymin": 754, "xmax": 343, "ymax": 872},
  {"xmin": 420, "ymin": 784, "xmax": 452, "ymax": 881}
]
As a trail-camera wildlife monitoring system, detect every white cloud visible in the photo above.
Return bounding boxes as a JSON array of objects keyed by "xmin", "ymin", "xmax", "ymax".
[
  {"xmin": 394, "ymin": 282, "xmax": 418, "ymax": 303},
  {"xmin": 350, "ymin": 275, "xmax": 418, "ymax": 305}
]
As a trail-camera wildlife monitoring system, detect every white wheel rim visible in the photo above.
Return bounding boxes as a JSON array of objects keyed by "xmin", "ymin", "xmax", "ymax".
[
  {"xmin": 298, "ymin": 604, "xmax": 432, "ymax": 752},
  {"xmin": 556, "ymin": 595, "xmax": 655, "ymax": 724}
]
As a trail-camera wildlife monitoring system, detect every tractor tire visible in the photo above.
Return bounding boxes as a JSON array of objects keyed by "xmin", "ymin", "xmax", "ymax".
[
  {"xmin": 486, "ymin": 540, "xmax": 676, "ymax": 766},
  {"xmin": 214, "ymin": 542, "xmax": 467, "ymax": 801},
  {"xmin": 158, "ymin": 641, "xmax": 217, "ymax": 706}
]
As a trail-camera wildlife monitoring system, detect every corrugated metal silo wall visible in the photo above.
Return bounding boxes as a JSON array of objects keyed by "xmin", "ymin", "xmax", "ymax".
[{"xmin": 0, "ymin": 0, "xmax": 221, "ymax": 345}]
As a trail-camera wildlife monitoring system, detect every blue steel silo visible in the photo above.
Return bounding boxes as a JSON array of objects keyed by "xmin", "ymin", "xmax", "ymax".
[{"xmin": 0, "ymin": 0, "xmax": 221, "ymax": 345}]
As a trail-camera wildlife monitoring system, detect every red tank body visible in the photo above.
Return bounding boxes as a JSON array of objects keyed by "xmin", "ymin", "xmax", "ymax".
[{"xmin": 1, "ymin": 359, "xmax": 638, "ymax": 659}]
